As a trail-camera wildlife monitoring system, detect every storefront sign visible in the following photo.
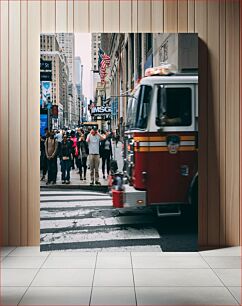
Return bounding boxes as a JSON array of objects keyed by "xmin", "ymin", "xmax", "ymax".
[
  {"xmin": 40, "ymin": 60, "xmax": 52, "ymax": 71},
  {"xmin": 91, "ymin": 106, "xmax": 111, "ymax": 115}
]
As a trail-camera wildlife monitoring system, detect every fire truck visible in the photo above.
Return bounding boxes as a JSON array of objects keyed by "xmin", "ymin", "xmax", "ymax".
[{"xmin": 111, "ymin": 66, "xmax": 198, "ymax": 217}]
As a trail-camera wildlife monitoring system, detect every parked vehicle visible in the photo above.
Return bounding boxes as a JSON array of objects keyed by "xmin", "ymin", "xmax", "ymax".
[{"xmin": 111, "ymin": 66, "xmax": 198, "ymax": 217}]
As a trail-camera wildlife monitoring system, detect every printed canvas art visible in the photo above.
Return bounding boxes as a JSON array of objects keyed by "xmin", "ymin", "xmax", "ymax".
[{"xmin": 40, "ymin": 33, "xmax": 198, "ymax": 252}]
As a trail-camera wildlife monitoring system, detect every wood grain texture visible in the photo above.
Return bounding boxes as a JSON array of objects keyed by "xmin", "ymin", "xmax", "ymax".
[
  {"xmin": 207, "ymin": 0, "xmax": 220, "ymax": 246},
  {"xmin": 67, "ymin": 0, "xmax": 74, "ymax": 32},
  {"xmin": 151, "ymin": 0, "xmax": 164, "ymax": 33},
  {"xmin": 219, "ymin": 0, "xmax": 226, "ymax": 246},
  {"xmin": 9, "ymin": 0, "xmax": 21, "ymax": 245},
  {"xmin": 225, "ymin": 0, "xmax": 240, "ymax": 246},
  {"xmin": 20, "ymin": 0, "xmax": 28, "ymax": 246},
  {"xmin": 27, "ymin": 0, "xmax": 40, "ymax": 245},
  {"xmin": 56, "ymin": 0, "xmax": 67, "ymax": 32},
  {"xmin": 104, "ymin": 0, "xmax": 119, "ymax": 32},
  {"xmin": 131, "ymin": 0, "xmax": 138, "ymax": 32},
  {"xmin": 90, "ymin": 0, "xmax": 104, "ymax": 32},
  {"xmin": 188, "ymin": 0, "xmax": 195, "ymax": 33},
  {"xmin": 0, "ymin": 0, "xmax": 9, "ymax": 245},
  {"xmin": 164, "ymin": 0, "xmax": 178, "ymax": 32},
  {"xmin": 137, "ymin": 0, "xmax": 151, "ymax": 32},
  {"xmin": 178, "ymin": 0, "xmax": 188, "ymax": 32},
  {"xmin": 74, "ymin": 0, "xmax": 89, "ymax": 32},
  {"xmin": 120, "ymin": 0, "xmax": 132, "ymax": 32},
  {"xmin": 41, "ymin": 0, "xmax": 55, "ymax": 32},
  {"xmin": 195, "ymin": 0, "xmax": 208, "ymax": 247}
]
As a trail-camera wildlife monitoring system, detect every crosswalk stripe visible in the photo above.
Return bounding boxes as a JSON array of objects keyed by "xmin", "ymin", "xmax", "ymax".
[
  {"xmin": 40, "ymin": 191, "xmax": 108, "ymax": 197},
  {"xmin": 40, "ymin": 189, "xmax": 162, "ymax": 252},
  {"xmin": 40, "ymin": 215, "xmax": 156, "ymax": 232},
  {"xmin": 40, "ymin": 195, "xmax": 111, "ymax": 202},
  {"xmin": 40, "ymin": 200, "xmax": 112, "ymax": 209}
]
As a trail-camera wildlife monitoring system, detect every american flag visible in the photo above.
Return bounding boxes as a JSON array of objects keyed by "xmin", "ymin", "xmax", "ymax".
[{"xmin": 98, "ymin": 48, "xmax": 111, "ymax": 82}]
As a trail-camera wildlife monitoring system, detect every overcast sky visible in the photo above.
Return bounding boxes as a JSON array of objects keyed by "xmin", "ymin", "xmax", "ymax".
[{"xmin": 75, "ymin": 33, "xmax": 92, "ymax": 101}]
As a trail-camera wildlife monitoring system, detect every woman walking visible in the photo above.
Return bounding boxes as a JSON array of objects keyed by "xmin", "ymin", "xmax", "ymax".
[
  {"xmin": 100, "ymin": 131, "xmax": 113, "ymax": 179},
  {"xmin": 59, "ymin": 134, "xmax": 73, "ymax": 184},
  {"xmin": 77, "ymin": 134, "xmax": 89, "ymax": 180}
]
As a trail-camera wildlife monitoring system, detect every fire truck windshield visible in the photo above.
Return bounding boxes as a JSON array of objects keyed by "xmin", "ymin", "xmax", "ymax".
[{"xmin": 126, "ymin": 85, "xmax": 152, "ymax": 130}]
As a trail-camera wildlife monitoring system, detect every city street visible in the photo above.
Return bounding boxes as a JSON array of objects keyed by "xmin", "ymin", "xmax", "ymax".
[
  {"xmin": 40, "ymin": 189, "xmax": 197, "ymax": 252},
  {"xmin": 40, "ymin": 141, "xmax": 123, "ymax": 189}
]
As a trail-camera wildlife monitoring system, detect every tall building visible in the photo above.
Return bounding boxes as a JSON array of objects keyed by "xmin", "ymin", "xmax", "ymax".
[
  {"xmin": 74, "ymin": 56, "xmax": 81, "ymax": 84},
  {"xmin": 40, "ymin": 34, "xmax": 69, "ymax": 128},
  {"xmin": 91, "ymin": 33, "xmax": 101, "ymax": 72},
  {"xmin": 56, "ymin": 33, "xmax": 75, "ymax": 82}
]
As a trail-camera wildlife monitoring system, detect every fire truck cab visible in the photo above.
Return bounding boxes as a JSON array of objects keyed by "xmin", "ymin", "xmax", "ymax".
[{"xmin": 112, "ymin": 68, "xmax": 198, "ymax": 217}]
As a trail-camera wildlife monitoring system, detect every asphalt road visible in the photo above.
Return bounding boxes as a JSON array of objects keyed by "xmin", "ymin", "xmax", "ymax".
[{"xmin": 40, "ymin": 189, "xmax": 197, "ymax": 252}]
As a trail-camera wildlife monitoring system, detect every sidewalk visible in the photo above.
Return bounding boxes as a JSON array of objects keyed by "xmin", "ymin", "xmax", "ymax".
[{"xmin": 40, "ymin": 141, "xmax": 123, "ymax": 191}]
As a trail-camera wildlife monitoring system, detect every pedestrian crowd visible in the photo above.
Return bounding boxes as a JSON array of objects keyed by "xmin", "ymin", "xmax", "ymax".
[{"xmin": 40, "ymin": 126, "xmax": 119, "ymax": 185}]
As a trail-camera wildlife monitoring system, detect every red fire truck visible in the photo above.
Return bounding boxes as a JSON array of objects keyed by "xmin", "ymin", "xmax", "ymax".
[{"xmin": 111, "ymin": 66, "xmax": 198, "ymax": 217}]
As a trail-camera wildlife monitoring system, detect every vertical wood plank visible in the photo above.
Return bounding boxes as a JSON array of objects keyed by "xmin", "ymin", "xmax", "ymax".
[
  {"xmin": 131, "ymin": 0, "xmax": 138, "ymax": 32},
  {"xmin": 240, "ymin": 0, "xmax": 242, "ymax": 248},
  {"xmin": 56, "ymin": 0, "xmax": 68, "ymax": 32},
  {"xmin": 195, "ymin": 0, "xmax": 208, "ymax": 247},
  {"xmin": 27, "ymin": 0, "xmax": 40, "ymax": 245},
  {"xmin": 41, "ymin": 0, "xmax": 55, "ymax": 32},
  {"xmin": 178, "ymin": 0, "xmax": 188, "ymax": 32},
  {"xmin": 104, "ymin": 0, "xmax": 120, "ymax": 32},
  {"xmin": 137, "ymin": 0, "xmax": 151, "ymax": 32},
  {"xmin": 67, "ymin": 0, "xmax": 74, "ymax": 32},
  {"xmin": 0, "ymin": 0, "xmax": 9, "ymax": 245},
  {"xmin": 188, "ymin": 0, "xmax": 195, "ymax": 32},
  {"xmin": 90, "ymin": 0, "xmax": 104, "ymax": 32},
  {"xmin": 219, "ymin": 0, "xmax": 226, "ymax": 246},
  {"xmin": 207, "ymin": 0, "xmax": 220, "ymax": 246},
  {"xmin": 9, "ymin": 0, "xmax": 21, "ymax": 246},
  {"xmin": 151, "ymin": 0, "xmax": 164, "ymax": 33},
  {"xmin": 164, "ymin": 0, "xmax": 178, "ymax": 32},
  {"xmin": 20, "ymin": 0, "xmax": 28, "ymax": 246},
  {"xmin": 74, "ymin": 0, "xmax": 89, "ymax": 32},
  {"xmin": 120, "ymin": 0, "xmax": 131, "ymax": 32},
  {"xmin": 225, "ymin": 0, "xmax": 240, "ymax": 246}
]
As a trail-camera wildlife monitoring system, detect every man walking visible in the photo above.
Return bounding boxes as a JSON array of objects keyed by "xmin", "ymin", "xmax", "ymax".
[
  {"xmin": 45, "ymin": 131, "xmax": 58, "ymax": 184},
  {"xmin": 59, "ymin": 134, "xmax": 72, "ymax": 184},
  {"xmin": 86, "ymin": 127, "xmax": 105, "ymax": 185}
]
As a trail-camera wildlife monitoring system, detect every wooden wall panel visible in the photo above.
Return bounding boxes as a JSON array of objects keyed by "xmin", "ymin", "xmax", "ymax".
[
  {"xmin": 137, "ymin": 0, "xmax": 151, "ymax": 32},
  {"xmin": 73, "ymin": 0, "xmax": 89, "ymax": 32},
  {"xmin": 56, "ymin": 0, "xmax": 67, "ymax": 32},
  {"xmin": 104, "ymin": 0, "xmax": 119, "ymax": 32},
  {"xmin": 178, "ymin": 0, "xmax": 188, "ymax": 32},
  {"xmin": 0, "ymin": 0, "xmax": 240, "ymax": 247},
  {"xmin": 120, "ymin": 0, "xmax": 132, "ymax": 32},
  {"xmin": 0, "ymin": 1, "xmax": 9, "ymax": 245},
  {"xmin": 207, "ymin": 0, "xmax": 220, "ymax": 246},
  {"xmin": 151, "ymin": 0, "xmax": 164, "ymax": 33},
  {"xmin": 27, "ymin": 1, "xmax": 40, "ymax": 245},
  {"xmin": 164, "ymin": 0, "xmax": 178, "ymax": 32},
  {"xmin": 9, "ymin": 0, "xmax": 21, "ymax": 245},
  {"xmin": 195, "ymin": 0, "xmax": 208, "ymax": 247},
  {"xmin": 67, "ymin": 0, "xmax": 74, "ymax": 32},
  {"xmin": 225, "ymin": 0, "xmax": 240, "ymax": 246},
  {"xmin": 131, "ymin": 0, "xmax": 138, "ymax": 32},
  {"xmin": 41, "ymin": 0, "xmax": 55, "ymax": 32},
  {"xmin": 20, "ymin": 0, "xmax": 28, "ymax": 246},
  {"xmin": 188, "ymin": 0, "xmax": 195, "ymax": 33},
  {"xmin": 90, "ymin": 1, "xmax": 104, "ymax": 32},
  {"xmin": 219, "ymin": 0, "xmax": 226, "ymax": 246}
]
